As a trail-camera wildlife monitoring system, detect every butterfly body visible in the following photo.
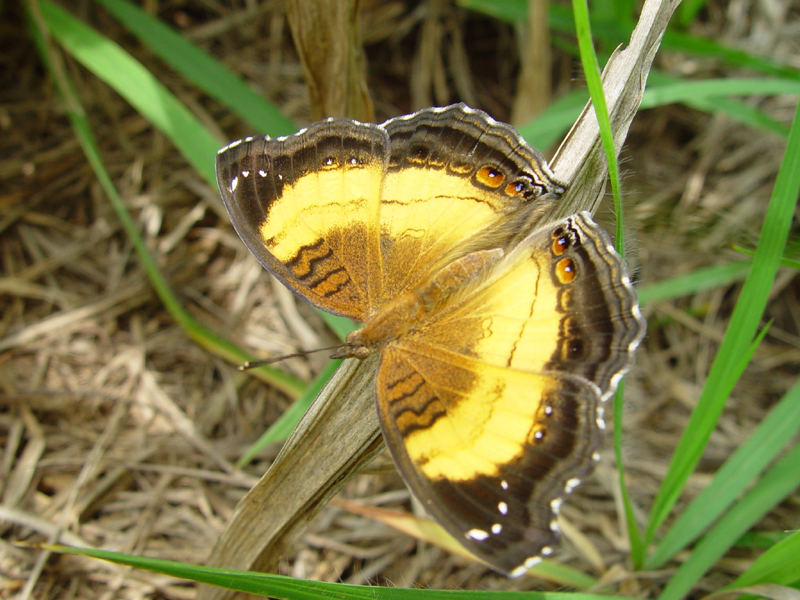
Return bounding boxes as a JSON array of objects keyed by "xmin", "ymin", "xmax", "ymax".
[{"xmin": 216, "ymin": 103, "xmax": 645, "ymax": 576}]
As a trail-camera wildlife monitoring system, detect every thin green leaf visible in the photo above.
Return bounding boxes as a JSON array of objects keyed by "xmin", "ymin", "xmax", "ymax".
[
  {"xmin": 732, "ymin": 245, "xmax": 800, "ymax": 271},
  {"xmin": 44, "ymin": 544, "xmax": 632, "ymax": 599},
  {"xmin": 571, "ymin": 0, "xmax": 625, "ymax": 250},
  {"xmin": 32, "ymin": 0, "xmax": 306, "ymax": 398},
  {"xmin": 614, "ymin": 381, "xmax": 645, "ymax": 559},
  {"xmin": 645, "ymin": 99, "xmax": 800, "ymax": 547},
  {"xmin": 572, "ymin": 0, "xmax": 642, "ymax": 571},
  {"xmin": 729, "ymin": 530, "xmax": 800, "ymax": 588},
  {"xmin": 657, "ymin": 443, "xmax": 800, "ymax": 600},
  {"xmin": 461, "ymin": 1, "xmax": 800, "ymax": 83},
  {"xmin": 40, "ymin": 0, "xmax": 219, "ymax": 186},
  {"xmin": 640, "ymin": 77, "xmax": 800, "ymax": 105},
  {"xmin": 95, "ymin": 0, "xmax": 297, "ymax": 137},
  {"xmin": 637, "ymin": 260, "xmax": 751, "ymax": 305},
  {"xmin": 677, "ymin": 0, "xmax": 708, "ymax": 27},
  {"xmin": 646, "ymin": 367, "xmax": 799, "ymax": 569}
]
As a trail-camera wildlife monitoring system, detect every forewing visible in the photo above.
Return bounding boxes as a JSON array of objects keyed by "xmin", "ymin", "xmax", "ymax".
[
  {"xmin": 216, "ymin": 119, "xmax": 389, "ymax": 320},
  {"xmin": 377, "ymin": 104, "xmax": 564, "ymax": 299},
  {"xmin": 216, "ymin": 104, "xmax": 567, "ymax": 318}
]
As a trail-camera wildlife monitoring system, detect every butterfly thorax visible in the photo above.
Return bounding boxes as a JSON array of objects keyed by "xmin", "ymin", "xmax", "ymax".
[{"xmin": 339, "ymin": 247, "xmax": 506, "ymax": 359}]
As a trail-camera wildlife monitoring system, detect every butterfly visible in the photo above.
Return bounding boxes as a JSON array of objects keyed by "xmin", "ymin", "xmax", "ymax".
[{"xmin": 216, "ymin": 103, "xmax": 645, "ymax": 576}]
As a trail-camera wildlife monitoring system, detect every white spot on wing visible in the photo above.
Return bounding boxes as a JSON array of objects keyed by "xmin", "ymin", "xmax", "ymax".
[
  {"xmin": 497, "ymin": 501, "xmax": 508, "ymax": 515},
  {"xmin": 466, "ymin": 528, "xmax": 489, "ymax": 541},
  {"xmin": 510, "ymin": 555, "xmax": 543, "ymax": 578}
]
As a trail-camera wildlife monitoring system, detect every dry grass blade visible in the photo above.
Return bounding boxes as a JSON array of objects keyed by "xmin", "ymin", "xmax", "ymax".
[
  {"xmin": 286, "ymin": 0, "xmax": 373, "ymax": 121},
  {"xmin": 199, "ymin": 356, "xmax": 384, "ymax": 600}
]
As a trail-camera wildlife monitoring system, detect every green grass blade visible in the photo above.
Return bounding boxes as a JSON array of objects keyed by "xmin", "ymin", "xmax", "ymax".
[
  {"xmin": 571, "ymin": 0, "xmax": 645, "ymax": 568},
  {"xmin": 519, "ymin": 73, "xmax": 793, "ymax": 158},
  {"xmin": 44, "ymin": 544, "xmax": 630, "ymax": 599},
  {"xmin": 40, "ymin": 0, "xmax": 219, "ymax": 186},
  {"xmin": 519, "ymin": 90, "xmax": 588, "ymax": 150},
  {"xmin": 640, "ymin": 76, "xmax": 797, "ymax": 137},
  {"xmin": 570, "ymin": 0, "xmax": 625, "ymax": 248},
  {"xmin": 646, "ymin": 372, "xmax": 800, "ymax": 569},
  {"xmin": 661, "ymin": 28, "xmax": 800, "ymax": 82},
  {"xmin": 461, "ymin": 0, "xmax": 800, "ymax": 82},
  {"xmin": 614, "ymin": 381, "xmax": 645, "ymax": 559},
  {"xmin": 657, "ymin": 443, "xmax": 800, "ymax": 600},
  {"xmin": 637, "ymin": 260, "xmax": 751, "ymax": 305},
  {"xmin": 95, "ymin": 0, "xmax": 296, "ymax": 137},
  {"xmin": 732, "ymin": 245, "xmax": 800, "ymax": 271},
  {"xmin": 728, "ymin": 530, "xmax": 800, "ymax": 588},
  {"xmin": 645, "ymin": 98, "xmax": 800, "ymax": 546},
  {"xmin": 640, "ymin": 77, "xmax": 800, "ymax": 104},
  {"xmin": 677, "ymin": 0, "xmax": 708, "ymax": 27},
  {"xmin": 465, "ymin": 0, "xmax": 798, "ymax": 137},
  {"xmin": 31, "ymin": 0, "xmax": 305, "ymax": 398}
]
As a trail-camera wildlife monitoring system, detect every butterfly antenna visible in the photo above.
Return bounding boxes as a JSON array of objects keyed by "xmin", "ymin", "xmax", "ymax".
[{"xmin": 238, "ymin": 344, "xmax": 347, "ymax": 371}]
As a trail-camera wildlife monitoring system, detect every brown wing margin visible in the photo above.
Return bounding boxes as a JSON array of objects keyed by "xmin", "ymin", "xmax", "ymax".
[
  {"xmin": 541, "ymin": 212, "xmax": 646, "ymax": 398},
  {"xmin": 215, "ymin": 119, "xmax": 390, "ymax": 321}
]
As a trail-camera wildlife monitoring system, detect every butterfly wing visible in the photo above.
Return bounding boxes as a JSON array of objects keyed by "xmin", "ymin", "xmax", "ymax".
[
  {"xmin": 216, "ymin": 119, "xmax": 390, "ymax": 320},
  {"xmin": 375, "ymin": 213, "xmax": 645, "ymax": 575},
  {"xmin": 216, "ymin": 104, "xmax": 565, "ymax": 320},
  {"xmin": 378, "ymin": 104, "xmax": 564, "ymax": 299}
]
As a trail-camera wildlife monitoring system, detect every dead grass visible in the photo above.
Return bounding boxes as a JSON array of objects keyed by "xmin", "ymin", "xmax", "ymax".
[{"xmin": 1, "ymin": 1, "xmax": 798, "ymax": 598}]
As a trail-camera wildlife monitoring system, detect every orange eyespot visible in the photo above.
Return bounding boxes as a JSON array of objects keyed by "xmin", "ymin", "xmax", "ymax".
[
  {"xmin": 504, "ymin": 181, "xmax": 525, "ymax": 196},
  {"xmin": 555, "ymin": 257, "xmax": 576, "ymax": 284},
  {"xmin": 476, "ymin": 166, "xmax": 505, "ymax": 188},
  {"xmin": 552, "ymin": 236, "xmax": 569, "ymax": 255}
]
